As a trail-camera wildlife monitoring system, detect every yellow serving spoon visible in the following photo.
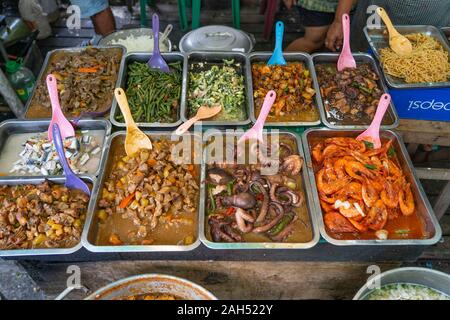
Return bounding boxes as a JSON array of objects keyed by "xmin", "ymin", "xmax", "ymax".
[
  {"xmin": 114, "ymin": 88, "xmax": 153, "ymax": 156},
  {"xmin": 376, "ymin": 7, "xmax": 412, "ymax": 56}
]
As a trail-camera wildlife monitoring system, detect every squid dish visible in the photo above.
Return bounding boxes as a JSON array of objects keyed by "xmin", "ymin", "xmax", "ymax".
[
  {"xmin": 311, "ymin": 137, "xmax": 426, "ymax": 240},
  {"xmin": 206, "ymin": 136, "xmax": 313, "ymax": 243}
]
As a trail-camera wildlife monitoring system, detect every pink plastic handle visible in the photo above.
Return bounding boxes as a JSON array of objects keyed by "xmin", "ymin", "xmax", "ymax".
[
  {"xmin": 47, "ymin": 74, "xmax": 64, "ymax": 118},
  {"xmin": 341, "ymin": 14, "xmax": 351, "ymax": 54},
  {"xmin": 367, "ymin": 93, "xmax": 391, "ymax": 133},
  {"xmin": 254, "ymin": 90, "xmax": 277, "ymax": 131}
]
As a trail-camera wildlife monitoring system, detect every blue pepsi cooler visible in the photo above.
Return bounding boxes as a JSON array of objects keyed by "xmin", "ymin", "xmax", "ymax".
[
  {"xmin": 389, "ymin": 87, "xmax": 450, "ymax": 121},
  {"xmin": 364, "ymin": 25, "xmax": 450, "ymax": 122}
]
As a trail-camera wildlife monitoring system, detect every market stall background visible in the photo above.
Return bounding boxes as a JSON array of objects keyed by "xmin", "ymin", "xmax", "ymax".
[{"xmin": 0, "ymin": 0, "xmax": 449, "ymax": 300}]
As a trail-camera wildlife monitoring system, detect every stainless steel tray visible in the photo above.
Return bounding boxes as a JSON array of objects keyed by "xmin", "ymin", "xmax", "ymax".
[
  {"xmin": 247, "ymin": 52, "xmax": 322, "ymax": 127},
  {"xmin": 82, "ymin": 131, "xmax": 203, "ymax": 252},
  {"xmin": 0, "ymin": 175, "xmax": 95, "ymax": 257},
  {"xmin": 302, "ymin": 128, "xmax": 442, "ymax": 246},
  {"xmin": 442, "ymin": 27, "xmax": 450, "ymax": 45},
  {"xmin": 23, "ymin": 45, "xmax": 126, "ymax": 119},
  {"xmin": 364, "ymin": 25, "xmax": 450, "ymax": 89},
  {"xmin": 199, "ymin": 130, "xmax": 320, "ymax": 249},
  {"xmin": 110, "ymin": 52, "xmax": 186, "ymax": 128},
  {"xmin": 0, "ymin": 119, "xmax": 111, "ymax": 177},
  {"xmin": 311, "ymin": 52, "xmax": 399, "ymax": 129},
  {"xmin": 182, "ymin": 51, "xmax": 251, "ymax": 127}
]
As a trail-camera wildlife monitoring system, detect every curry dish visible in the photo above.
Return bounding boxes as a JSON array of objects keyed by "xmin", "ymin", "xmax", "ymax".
[
  {"xmin": 310, "ymin": 137, "xmax": 426, "ymax": 240},
  {"xmin": 0, "ymin": 181, "xmax": 89, "ymax": 250},
  {"xmin": 94, "ymin": 137, "xmax": 199, "ymax": 246},
  {"xmin": 252, "ymin": 62, "xmax": 318, "ymax": 122},
  {"xmin": 206, "ymin": 135, "xmax": 313, "ymax": 243},
  {"xmin": 26, "ymin": 47, "xmax": 122, "ymax": 118}
]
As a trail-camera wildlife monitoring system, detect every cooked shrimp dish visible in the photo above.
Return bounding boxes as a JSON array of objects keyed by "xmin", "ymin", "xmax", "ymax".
[{"xmin": 311, "ymin": 137, "xmax": 426, "ymax": 240}]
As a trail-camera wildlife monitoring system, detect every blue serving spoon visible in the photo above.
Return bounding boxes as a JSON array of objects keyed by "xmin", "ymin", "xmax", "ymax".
[
  {"xmin": 267, "ymin": 21, "xmax": 287, "ymax": 66},
  {"xmin": 52, "ymin": 123, "xmax": 91, "ymax": 196}
]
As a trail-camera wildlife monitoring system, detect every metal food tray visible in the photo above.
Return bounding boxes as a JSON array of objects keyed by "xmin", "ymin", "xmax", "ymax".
[
  {"xmin": 183, "ymin": 51, "xmax": 251, "ymax": 127},
  {"xmin": 0, "ymin": 119, "xmax": 111, "ymax": 177},
  {"xmin": 247, "ymin": 52, "xmax": 323, "ymax": 127},
  {"xmin": 442, "ymin": 27, "xmax": 450, "ymax": 45},
  {"xmin": 364, "ymin": 25, "xmax": 450, "ymax": 89},
  {"xmin": 0, "ymin": 175, "xmax": 95, "ymax": 257},
  {"xmin": 199, "ymin": 130, "xmax": 320, "ymax": 249},
  {"xmin": 82, "ymin": 131, "xmax": 203, "ymax": 252},
  {"xmin": 23, "ymin": 45, "xmax": 126, "ymax": 119},
  {"xmin": 110, "ymin": 52, "xmax": 186, "ymax": 128},
  {"xmin": 302, "ymin": 128, "xmax": 442, "ymax": 246},
  {"xmin": 311, "ymin": 52, "xmax": 399, "ymax": 129}
]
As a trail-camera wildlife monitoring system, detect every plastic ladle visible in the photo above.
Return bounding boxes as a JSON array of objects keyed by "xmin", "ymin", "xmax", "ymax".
[
  {"xmin": 238, "ymin": 90, "xmax": 277, "ymax": 145},
  {"xmin": 46, "ymin": 74, "xmax": 75, "ymax": 141},
  {"xmin": 147, "ymin": 13, "xmax": 170, "ymax": 73},
  {"xmin": 356, "ymin": 93, "xmax": 391, "ymax": 149},
  {"xmin": 52, "ymin": 123, "xmax": 90, "ymax": 196},
  {"xmin": 376, "ymin": 7, "xmax": 412, "ymax": 56},
  {"xmin": 337, "ymin": 14, "xmax": 356, "ymax": 71},
  {"xmin": 174, "ymin": 104, "xmax": 222, "ymax": 135},
  {"xmin": 267, "ymin": 21, "xmax": 286, "ymax": 66},
  {"xmin": 114, "ymin": 88, "xmax": 153, "ymax": 156}
]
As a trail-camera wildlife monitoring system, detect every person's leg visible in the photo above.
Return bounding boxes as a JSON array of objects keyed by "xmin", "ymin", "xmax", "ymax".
[
  {"xmin": 286, "ymin": 6, "xmax": 334, "ymax": 53},
  {"xmin": 91, "ymin": 7, "xmax": 116, "ymax": 36},
  {"xmin": 70, "ymin": 0, "xmax": 115, "ymax": 36},
  {"xmin": 286, "ymin": 25, "xmax": 329, "ymax": 52}
]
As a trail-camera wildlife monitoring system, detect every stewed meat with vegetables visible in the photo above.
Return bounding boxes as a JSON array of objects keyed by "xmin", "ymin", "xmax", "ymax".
[
  {"xmin": 0, "ymin": 181, "xmax": 89, "ymax": 250},
  {"xmin": 252, "ymin": 62, "xmax": 318, "ymax": 122},
  {"xmin": 206, "ymin": 136, "xmax": 312, "ymax": 243},
  {"xmin": 96, "ymin": 139, "xmax": 199, "ymax": 246},
  {"xmin": 27, "ymin": 47, "xmax": 122, "ymax": 118},
  {"xmin": 315, "ymin": 63, "xmax": 385, "ymax": 124}
]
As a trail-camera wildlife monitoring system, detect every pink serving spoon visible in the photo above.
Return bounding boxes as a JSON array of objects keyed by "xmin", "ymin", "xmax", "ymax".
[
  {"xmin": 337, "ymin": 14, "xmax": 356, "ymax": 72},
  {"xmin": 356, "ymin": 93, "xmax": 391, "ymax": 149},
  {"xmin": 47, "ymin": 74, "xmax": 75, "ymax": 141},
  {"xmin": 238, "ymin": 90, "xmax": 276, "ymax": 145}
]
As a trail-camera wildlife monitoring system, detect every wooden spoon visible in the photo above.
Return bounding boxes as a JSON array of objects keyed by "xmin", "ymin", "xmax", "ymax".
[
  {"xmin": 114, "ymin": 88, "xmax": 152, "ymax": 156},
  {"xmin": 174, "ymin": 105, "xmax": 222, "ymax": 135},
  {"xmin": 376, "ymin": 7, "xmax": 412, "ymax": 56}
]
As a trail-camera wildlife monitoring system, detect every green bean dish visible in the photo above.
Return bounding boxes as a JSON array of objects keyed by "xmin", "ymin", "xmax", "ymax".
[
  {"xmin": 117, "ymin": 61, "xmax": 182, "ymax": 123},
  {"xmin": 188, "ymin": 59, "xmax": 246, "ymax": 121}
]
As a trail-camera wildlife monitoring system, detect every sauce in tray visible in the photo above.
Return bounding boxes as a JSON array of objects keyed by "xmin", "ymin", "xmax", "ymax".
[
  {"xmin": 309, "ymin": 136, "xmax": 427, "ymax": 241},
  {"xmin": 93, "ymin": 136, "xmax": 200, "ymax": 246}
]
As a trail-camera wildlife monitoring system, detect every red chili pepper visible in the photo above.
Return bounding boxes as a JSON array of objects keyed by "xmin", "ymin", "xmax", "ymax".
[
  {"xmin": 256, "ymin": 193, "xmax": 264, "ymax": 201},
  {"xmin": 225, "ymin": 207, "xmax": 236, "ymax": 215}
]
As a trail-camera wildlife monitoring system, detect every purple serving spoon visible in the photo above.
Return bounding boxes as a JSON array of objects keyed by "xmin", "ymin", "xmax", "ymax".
[
  {"xmin": 147, "ymin": 13, "xmax": 170, "ymax": 73},
  {"xmin": 52, "ymin": 123, "xmax": 91, "ymax": 196},
  {"xmin": 47, "ymin": 74, "xmax": 75, "ymax": 141},
  {"xmin": 337, "ymin": 14, "xmax": 356, "ymax": 72}
]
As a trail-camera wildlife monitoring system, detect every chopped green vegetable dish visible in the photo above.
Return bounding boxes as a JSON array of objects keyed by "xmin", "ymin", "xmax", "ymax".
[{"xmin": 188, "ymin": 59, "xmax": 246, "ymax": 121}]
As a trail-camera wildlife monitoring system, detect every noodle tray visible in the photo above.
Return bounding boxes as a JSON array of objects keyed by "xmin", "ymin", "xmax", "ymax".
[{"xmin": 364, "ymin": 25, "xmax": 450, "ymax": 121}]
